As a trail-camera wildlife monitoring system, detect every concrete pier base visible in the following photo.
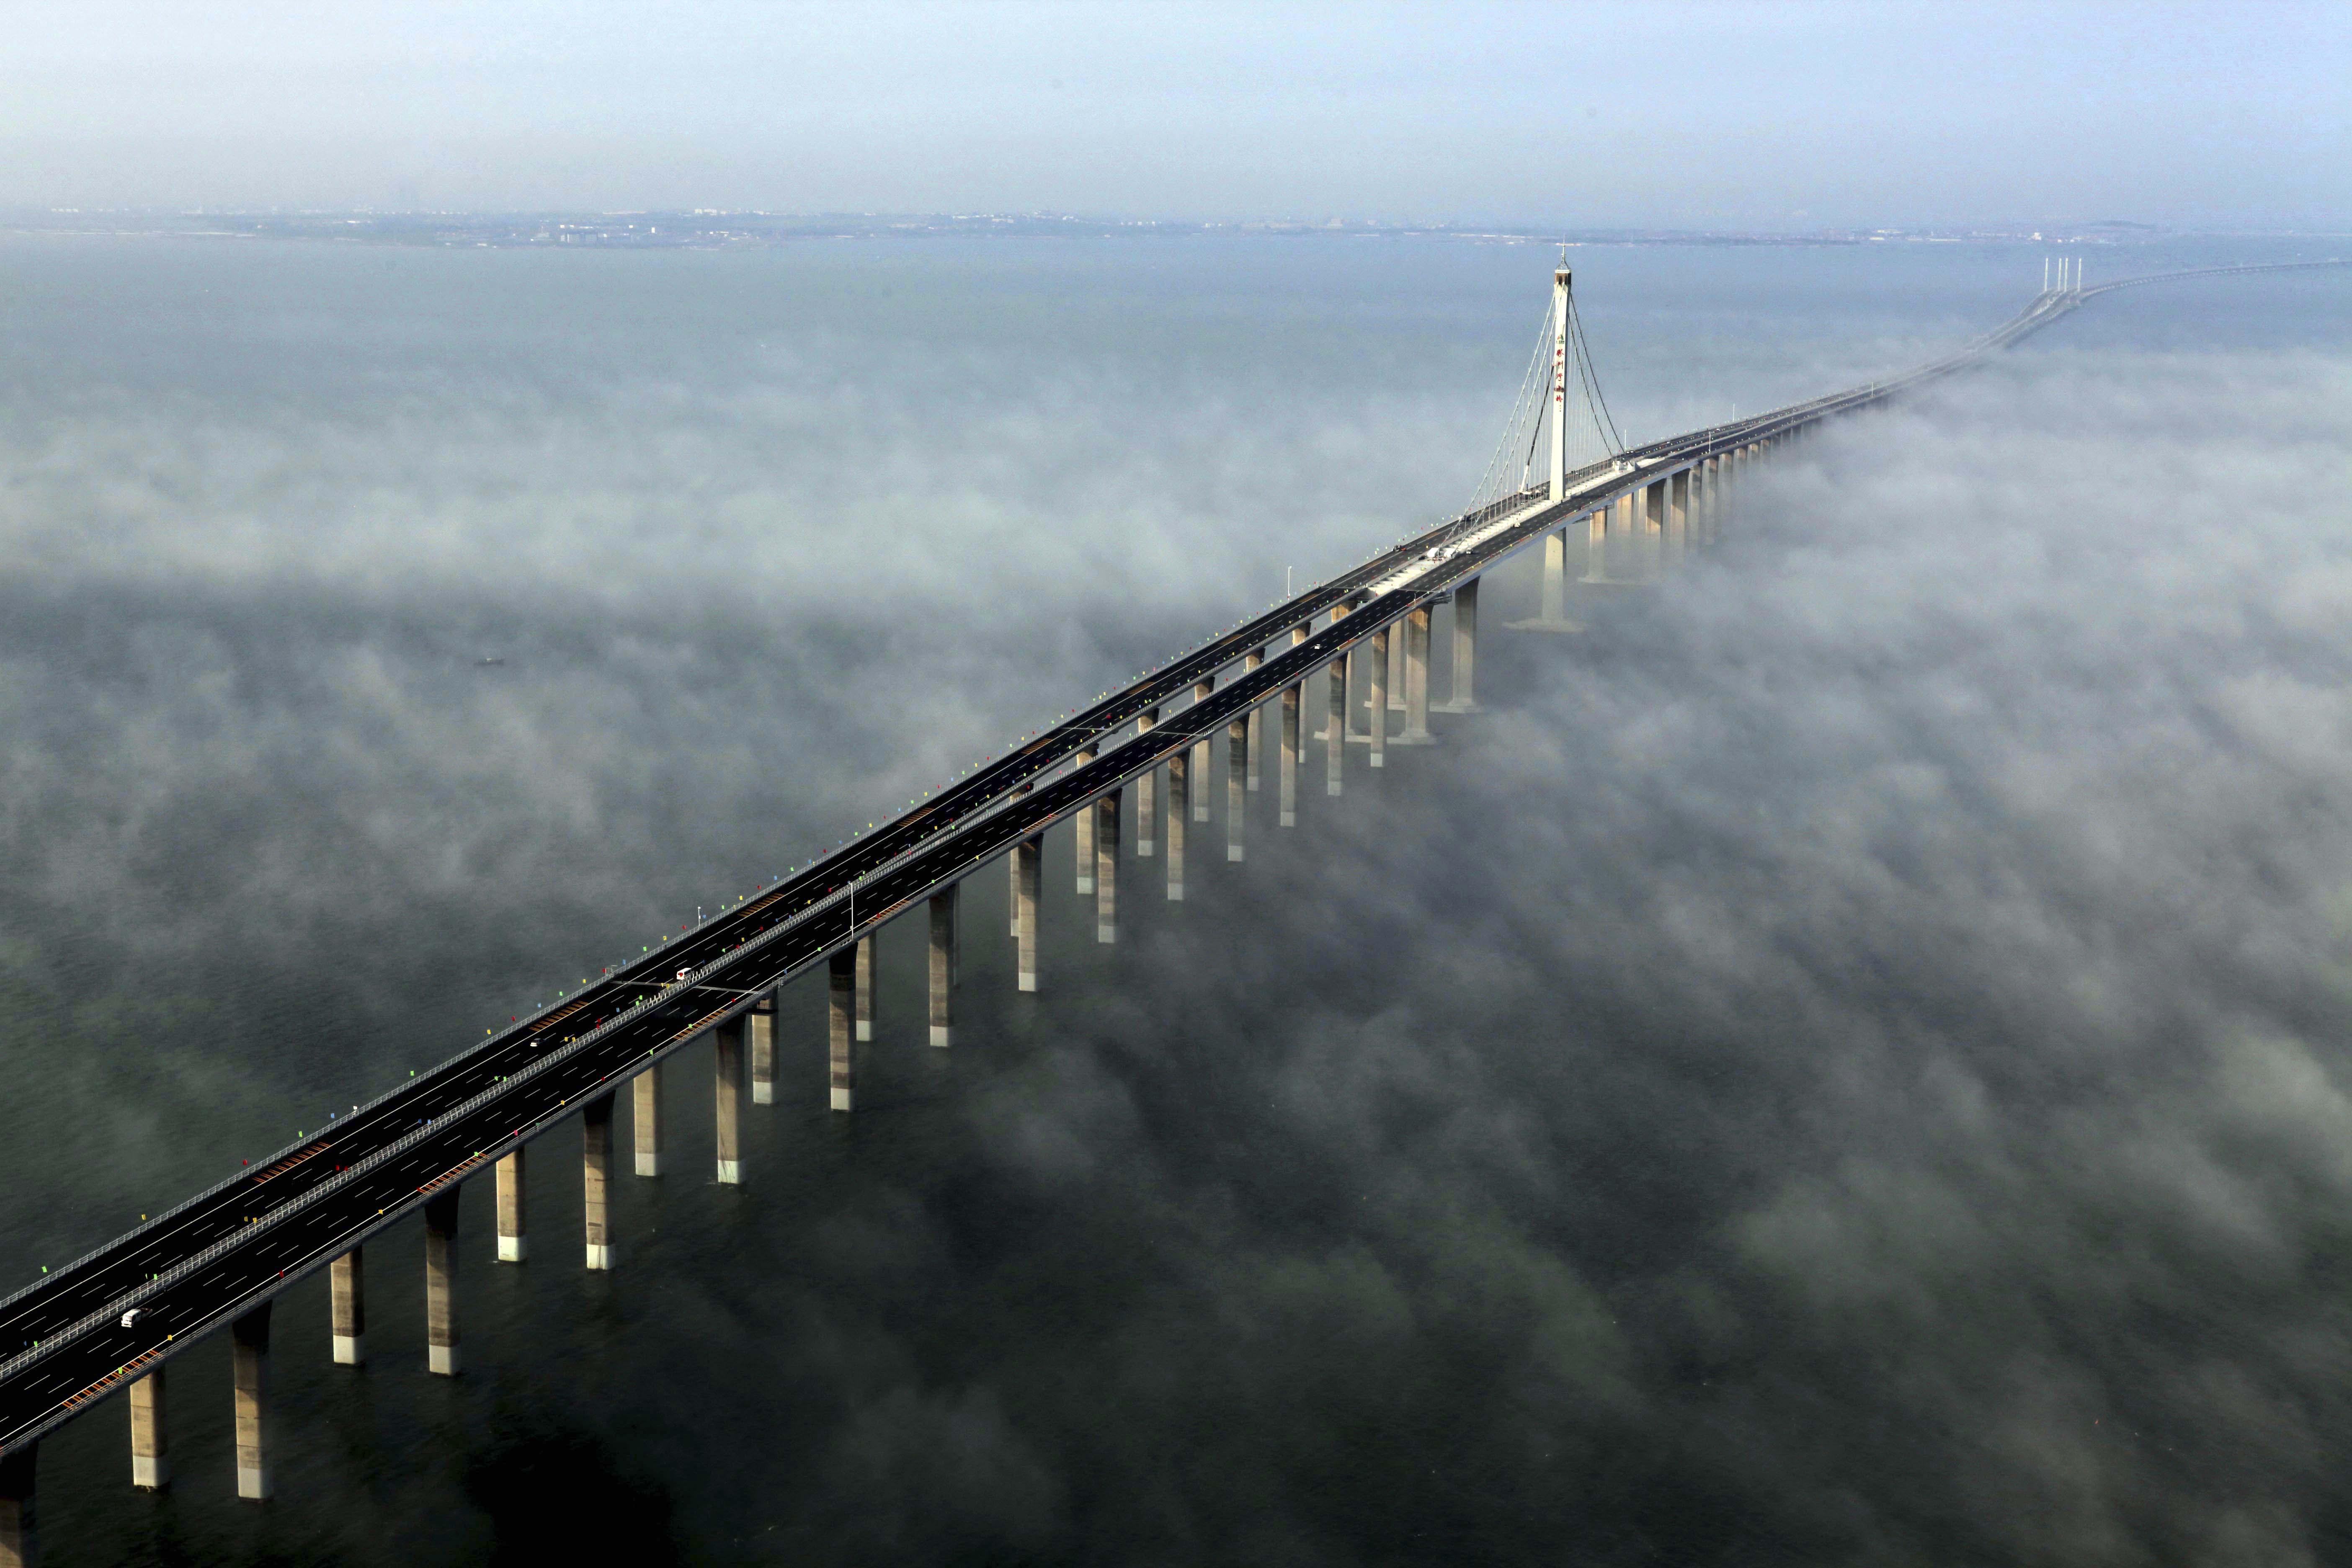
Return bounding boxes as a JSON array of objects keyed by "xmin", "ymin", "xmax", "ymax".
[
  {"xmin": 714, "ymin": 1016, "xmax": 744, "ymax": 1182},
  {"xmin": 424, "ymin": 1192, "xmax": 459, "ymax": 1377},
  {"xmin": 232, "ymin": 1302, "xmax": 272, "ymax": 1497},
  {"xmin": 632, "ymin": 1063, "xmax": 663, "ymax": 1177},
  {"xmin": 1387, "ymin": 616, "xmax": 1407, "ymax": 712},
  {"xmin": 854, "ymin": 934, "xmax": 875, "ymax": 1042},
  {"xmin": 1325, "ymin": 643, "xmax": 1347, "ymax": 797},
  {"xmin": 330, "ymin": 1247, "xmax": 364, "ymax": 1364},
  {"xmin": 1394, "ymin": 608, "xmax": 1434, "ymax": 745},
  {"xmin": 1073, "ymin": 747, "xmax": 1096, "ymax": 894},
  {"xmin": 582, "ymin": 1092, "xmax": 614, "ymax": 1269},
  {"xmin": 495, "ymin": 1149, "xmax": 526, "ymax": 1262},
  {"xmin": 1226, "ymin": 718, "xmax": 1247, "ymax": 861},
  {"xmin": 1190, "ymin": 680, "xmax": 1213, "ymax": 822},
  {"xmin": 1279, "ymin": 683, "xmax": 1300, "ymax": 827},
  {"xmin": 1165, "ymin": 753, "xmax": 1187, "ymax": 900},
  {"xmin": 1368, "ymin": 627, "xmax": 1388, "ymax": 767},
  {"xmin": 828, "ymin": 946, "xmax": 857, "ymax": 1109},
  {"xmin": 129, "ymin": 1368, "xmax": 166, "ymax": 1491},
  {"xmin": 1509, "ymin": 529, "xmax": 1581, "ymax": 632},
  {"xmin": 0, "ymin": 1441, "xmax": 34, "ymax": 1568},
  {"xmin": 1014, "ymin": 836, "xmax": 1042, "ymax": 988},
  {"xmin": 1244, "ymin": 649, "xmax": 1264, "ymax": 789},
  {"xmin": 1096, "ymin": 789, "xmax": 1121, "ymax": 941},
  {"xmin": 1434, "ymin": 577, "xmax": 1482, "ymax": 712},
  {"xmin": 750, "ymin": 998, "xmax": 775, "ymax": 1105},
  {"xmin": 1135, "ymin": 709, "xmax": 1159, "ymax": 856},
  {"xmin": 928, "ymin": 885, "xmax": 958, "ymax": 1045}
]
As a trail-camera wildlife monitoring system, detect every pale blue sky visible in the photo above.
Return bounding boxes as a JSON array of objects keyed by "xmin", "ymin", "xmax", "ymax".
[{"xmin": 2, "ymin": 1, "xmax": 2342, "ymax": 227}]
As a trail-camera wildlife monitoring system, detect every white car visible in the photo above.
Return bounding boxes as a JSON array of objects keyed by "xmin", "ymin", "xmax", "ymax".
[{"xmin": 120, "ymin": 1308, "xmax": 143, "ymax": 1329}]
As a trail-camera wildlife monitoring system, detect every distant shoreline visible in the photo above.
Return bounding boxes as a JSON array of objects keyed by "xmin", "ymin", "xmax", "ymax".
[{"xmin": 0, "ymin": 210, "xmax": 2315, "ymax": 252}]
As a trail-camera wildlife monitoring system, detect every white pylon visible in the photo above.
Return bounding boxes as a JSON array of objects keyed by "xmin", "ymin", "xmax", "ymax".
[{"xmin": 1550, "ymin": 258, "xmax": 1571, "ymax": 502}]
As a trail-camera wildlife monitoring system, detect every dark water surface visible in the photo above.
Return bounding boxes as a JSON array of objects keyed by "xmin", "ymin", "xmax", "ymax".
[{"xmin": 3, "ymin": 232, "xmax": 2352, "ymax": 1563}]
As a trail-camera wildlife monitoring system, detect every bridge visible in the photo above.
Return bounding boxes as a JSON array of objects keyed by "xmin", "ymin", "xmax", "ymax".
[{"xmin": 0, "ymin": 252, "xmax": 2339, "ymax": 1563}]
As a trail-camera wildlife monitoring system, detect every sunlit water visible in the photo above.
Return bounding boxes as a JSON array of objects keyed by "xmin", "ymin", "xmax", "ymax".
[{"xmin": 2, "ymin": 230, "xmax": 2350, "ymax": 1563}]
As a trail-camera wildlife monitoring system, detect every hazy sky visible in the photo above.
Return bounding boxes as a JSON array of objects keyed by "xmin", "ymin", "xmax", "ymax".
[{"xmin": 2, "ymin": 0, "xmax": 2344, "ymax": 228}]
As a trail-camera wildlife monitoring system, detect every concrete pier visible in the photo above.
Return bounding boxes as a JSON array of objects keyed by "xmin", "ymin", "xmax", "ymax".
[
  {"xmin": 749, "ymin": 995, "xmax": 775, "ymax": 1105},
  {"xmin": 1386, "ymin": 617, "xmax": 1406, "ymax": 712},
  {"xmin": 1435, "ymin": 578, "xmax": 1481, "ymax": 712},
  {"xmin": 1396, "ymin": 608, "xmax": 1434, "ymax": 745},
  {"xmin": 1226, "ymin": 718, "xmax": 1248, "ymax": 861},
  {"xmin": 1642, "ymin": 479, "xmax": 1666, "ymax": 576},
  {"xmin": 1509, "ymin": 529, "xmax": 1578, "ymax": 631},
  {"xmin": 1279, "ymin": 683, "xmax": 1300, "ymax": 828},
  {"xmin": 829, "ymin": 946, "xmax": 857, "ymax": 1107},
  {"xmin": 854, "ymin": 934, "xmax": 875, "ymax": 1042},
  {"xmin": 1166, "ymin": 752, "xmax": 1188, "ymax": 901},
  {"xmin": 232, "ymin": 1302, "xmax": 271, "ymax": 1499},
  {"xmin": 129, "ymin": 1368, "xmax": 166, "ymax": 1491},
  {"xmin": 1015, "ymin": 836, "xmax": 1042, "ymax": 988},
  {"xmin": 582, "ymin": 1093, "xmax": 614, "ymax": 1269},
  {"xmin": 1096, "ymin": 788, "xmax": 1121, "ymax": 940},
  {"xmin": 495, "ymin": 1149, "xmax": 526, "ymax": 1262},
  {"xmin": 1666, "ymin": 470, "xmax": 1690, "ymax": 569},
  {"xmin": 1325, "ymin": 650, "xmax": 1346, "ymax": 796},
  {"xmin": 0, "ymin": 1442, "xmax": 34, "ymax": 1568},
  {"xmin": 1367, "ymin": 627, "xmax": 1389, "ymax": 767},
  {"xmin": 1244, "ymin": 649, "xmax": 1264, "ymax": 790},
  {"xmin": 330, "ymin": 1247, "xmax": 364, "ymax": 1364},
  {"xmin": 928, "ymin": 885, "xmax": 958, "ymax": 1044},
  {"xmin": 1135, "ymin": 709, "xmax": 1159, "ymax": 856},
  {"xmin": 1073, "ymin": 746, "xmax": 1096, "ymax": 894},
  {"xmin": 1191, "ymin": 680, "xmax": 1214, "ymax": 822},
  {"xmin": 714, "ymin": 1016, "xmax": 744, "ymax": 1181},
  {"xmin": 632, "ymin": 1062, "xmax": 663, "ymax": 1177},
  {"xmin": 424, "ymin": 1192, "xmax": 459, "ymax": 1377}
]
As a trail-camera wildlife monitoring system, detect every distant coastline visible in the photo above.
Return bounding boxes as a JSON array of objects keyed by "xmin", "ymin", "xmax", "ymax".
[{"xmin": 0, "ymin": 209, "xmax": 2257, "ymax": 250}]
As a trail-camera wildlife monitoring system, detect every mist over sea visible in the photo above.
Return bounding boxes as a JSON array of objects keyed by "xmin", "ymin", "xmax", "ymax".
[{"xmin": 3, "ymin": 230, "xmax": 2351, "ymax": 1564}]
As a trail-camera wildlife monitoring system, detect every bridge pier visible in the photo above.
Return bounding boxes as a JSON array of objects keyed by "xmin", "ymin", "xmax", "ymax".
[
  {"xmin": 1135, "ymin": 710, "xmax": 1158, "ymax": 856},
  {"xmin": 829, "ymin": 946, "xmax": 858, "ymax": 1107},
  {"xmin": 1097, "ymin": 789, "xmax": 1121, "ymax": 939},
  {"xmin": 1509, "ymin": 529, "xmax": 1578, "ymax": 632},
  {"xmin": 633, "ymin": 1063, "xmax": 663, "ymax": 1177},
  {"xmin": 582, "ymin": 1092, "xmax": 615, "ymax": 1269},
  {"xmin": 331, "ymin": 1247, "xmax": 364, "ymax": 1364},
  {"xmin": 495, "ymin": 1149, "xmax": 527, "ymax": 1262},
  {"xmin": 1190, "ymin": 680, "xmax": 1213, "ymax": 822},
  {"xmin": 750, "ymin": 995, "xmax": 776, "ymax": 1104},
  {"xmin": 1073, "ymin": 747, "xmax": 1096, "ymax": 894},
  {"xmin": 1666, "ymin": 470, "xmax": 1690, "ymax": 569},
  {"xmin": 1245, "ymin": 649, "xmax": 1264, "ymax": 790},
  {"xmin": 1325, "ymin": 649, "xmax": 1346, "ymax": 797},
  {"xmin": 1279, "ymin": 682, "xmax": 1300, "ymax": 827},
  {"xmin": 1386, "ymin": 618, "xmax": 1406, "ymax": 713},
  {"xmin": 232, "ymin": 1301, "xmax": 272, "ymax": 1496},
  {"xmin": 129, "ymin": 1368, "xmax": 166, "ymax": 1491},
  {"xmin": 1226, "ymin": 719, "xmax": 1248, "ymax": 861},
  {"xmin": 1015, "ymin": 836, "xmax": 1042, "ymax": 988},
  {"xmin": 1367, "ymin": 628, "xmax": 1388, "ymax": 767},
  {"xmin": 1165, "ymin": 754, "xmax": 1188, "ymax": 900},
  {"xmin": 1435, "ymin": 578, "xmax": 1481, "ymax": 712},
  {"xmin": 425, "ymin": 1192, "xmax": 459, "ymax": 1376},
  {"xmin": 714, "ymin": 1016, "xmax": 745, "ymax": 1181},
  {"xmin": 0, "ymin": 1441, "xmax": 33, "ymax": 1568},
  {"xmin": 855, "ymin": 935, "xmax": 876, "ymax": 1042},
  {"xmin": 928, "ymin": 885, "xmax": 958, "ymax": 1044},
  {"xmin": 1643, "ymin": 479, "xmax": 1667, "ymax": 576},
  {"xmin": 1395, "ymin": 609, "xmax": 1433, "ymax": 745}
]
